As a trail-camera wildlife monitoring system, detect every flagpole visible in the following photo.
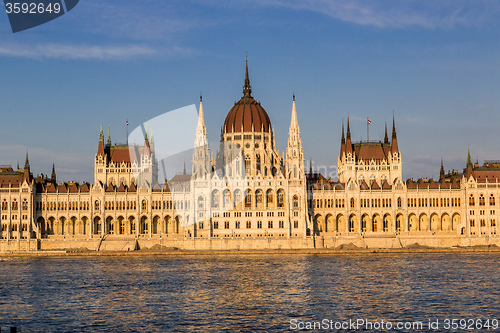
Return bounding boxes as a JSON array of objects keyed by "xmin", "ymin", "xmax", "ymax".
[
  {"xmin": 126, "ymin": 120, "xmax": 129, "ymax": 145},
  {"xmin": 367, "ymin": 117, "xmax": 369, "ymax": 142}
]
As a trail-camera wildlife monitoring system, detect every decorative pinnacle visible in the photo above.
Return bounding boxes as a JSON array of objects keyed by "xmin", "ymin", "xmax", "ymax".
[
  {"xmin": 99, "ymin": 120, "xmax": 104, "ymax": 142},
  {"xmin": 243, "ymin": 54, "xmax": 252, "ymax": 97}
]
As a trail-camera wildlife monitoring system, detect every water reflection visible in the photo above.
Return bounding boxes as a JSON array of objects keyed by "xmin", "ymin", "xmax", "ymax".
[{"xmin": 0, "ymin": 254, "xmax": 499, "ymax": 332}]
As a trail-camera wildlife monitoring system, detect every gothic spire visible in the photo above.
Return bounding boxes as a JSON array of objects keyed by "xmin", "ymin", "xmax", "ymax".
[
  {"xmin": 340, "ymin": 121, "xmax": 346, "ymax": 157},
  {"xmin": 467, "ymin": 148, "xmax": 472, "ymax": 168},
  {"xmin": 392, "ymin": 114, "xmax": 397, "ymax": 139},
  {"xmin": 107, "ymin": 125, "xmax": 111, "ymax": 146},
  {"xmin": 391, "ymin": 114, "xmax": 399, "ymax": 153},
  {"xmin": 440, "ymin": 158, "xmax": 445, "ymax": 181},
  {"xmin": 51, "ymin": 163, "xmax": 56, "ymax": 183},
  {"xmin": 99, "ymin": 120, "xmax": 104, "ymax": 142},
  {"xmin": 243, "ymin": 55, "xmax": 252, "ymax": 97},
  {"xmin": 346, "ymin": 117, "xmax": 351, "ymax": 140},
  {"xmin": 384, "ymin": 121, "xmax": 389, "ymax": 144},
  {"xmin": 345, "ymin": 117, "xmax": 353, "ymax": 154},
  {"xmin": 23, "ymin": 150, "xmax": 30, "ymax": 181},
  {"xmin": 290, "ymin": 94, "xmax": 298, "ymax": 129}
]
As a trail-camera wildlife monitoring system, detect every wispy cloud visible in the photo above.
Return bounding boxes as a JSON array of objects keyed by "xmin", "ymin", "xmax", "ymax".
[
  {"xmin": 225, "ymin": 0, "xmax": 500, "ymax": 29},
  {"xmin": 0, "ymin": 43, "xmax": 159, "ymax": 60}
]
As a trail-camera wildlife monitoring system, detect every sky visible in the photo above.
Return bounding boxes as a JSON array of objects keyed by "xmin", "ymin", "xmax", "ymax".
[{"xmin": 1, "ymin": 0, "xmax": 500, "ymax": 183}]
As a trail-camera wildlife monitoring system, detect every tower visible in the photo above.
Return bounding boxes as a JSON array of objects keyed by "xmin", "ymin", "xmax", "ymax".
[
  {"xmin": 286, "ymin": 95, "xmax": 304, "ymax": 180},
  {"xmin": 192, "ymin": 95, "xmax": 211, "ymax": 179}
]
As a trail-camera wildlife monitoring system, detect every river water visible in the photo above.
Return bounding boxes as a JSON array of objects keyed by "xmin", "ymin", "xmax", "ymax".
[{"xmin": 0, "ymin": 253, "xmax": 499, "ymax": 332}]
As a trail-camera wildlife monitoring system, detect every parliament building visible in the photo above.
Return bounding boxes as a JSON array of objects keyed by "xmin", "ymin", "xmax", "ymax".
[{"xmin": 1, "ymin": 64, "xmax": 499, "ymax": 251}]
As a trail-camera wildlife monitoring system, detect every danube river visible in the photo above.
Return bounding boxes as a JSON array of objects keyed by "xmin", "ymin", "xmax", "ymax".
[{"xmin": 1, "ymin": 253, "xmax": 499, "ymax": 332}]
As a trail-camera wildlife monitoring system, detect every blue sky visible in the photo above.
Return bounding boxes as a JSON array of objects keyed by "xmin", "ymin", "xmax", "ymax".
[{"xmin": 1, "ymin": 0, "xmax": 500, "ymax": 183}]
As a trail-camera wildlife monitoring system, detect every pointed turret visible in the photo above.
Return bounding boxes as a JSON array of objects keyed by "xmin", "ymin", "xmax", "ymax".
[
  {"xmin": 465, "ymin": 148, "xmax": 473, "ymax": 177},
  {"xmin": 192, "ymin": 94, "xmax": 210, "ymax": 178},
  {"xmin": 290, "ymin": 94, "xmax": 298, "ymax": 128},
  {"xmin": 51, "ymin": 163, "xmax": 56, "ymax": 183},
  {"xmin": 23, "ymin": 150, "xmax": 31, "ymax": 182},
  {"xmin": 286, "ymin": 94, "xmax": 304, "ymax": 179},
  {"xmin": 97, "ymin": 121, "xmax": 105, "ymax": 156},
  {"xmin": 439, "ymin": 158, "xmax": 445, "ymax": 181},
  {"xmin": 384, "ymin": 122, "xmax": 389, "ymax": 144},
  {"xmin": 340, "ymin": 121, "xmax": 345, "ymax": 156},
  {"xmin": 345, "ymin": 117, "xmax": 353, "ymax": 154},
  {"xmin": 107, "ymin": 125, "xmax": 111, "ymax": 146},
  {"xmin": 243, "ymin": 56, "xmax": 252, "ymax": 97},
  {"xmin": 391, "ymin": 114, "xmax": 399, "ymax": 153}
]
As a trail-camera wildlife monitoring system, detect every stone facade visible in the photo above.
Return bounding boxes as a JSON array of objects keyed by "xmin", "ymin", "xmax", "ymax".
[{"xmin": 1, "ymin": 65, "xmax": 499, "ymax": 251}]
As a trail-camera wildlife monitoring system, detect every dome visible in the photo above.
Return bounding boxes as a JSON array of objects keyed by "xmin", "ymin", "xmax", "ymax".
[{"xmin": 223, "ymin": 62, "xmax": 272, "ymax": 134}]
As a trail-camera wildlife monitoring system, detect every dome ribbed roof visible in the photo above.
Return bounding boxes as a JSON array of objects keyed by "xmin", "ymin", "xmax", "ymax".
[{"xmin": 223, "ymin": 61, "xmax": 271, "ymax": 134}]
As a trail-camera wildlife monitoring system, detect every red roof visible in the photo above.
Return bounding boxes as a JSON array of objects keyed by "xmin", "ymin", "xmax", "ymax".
[
  {"xmin": 224, "ymin": 96, "xmax": 271, "ymax": 133},
  {"xmin": 352, "ymin": 142, "xmax": 391, "ymax": 163}
]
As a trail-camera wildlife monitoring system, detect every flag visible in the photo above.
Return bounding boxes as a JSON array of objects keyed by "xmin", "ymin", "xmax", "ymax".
[{"xmin": 367, "ymin": 119, "xmax": 372, "ymax": 124}]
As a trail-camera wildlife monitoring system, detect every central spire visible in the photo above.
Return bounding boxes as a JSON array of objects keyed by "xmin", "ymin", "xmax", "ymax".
[{"xmin": 243, "ymin": 55, "xmax": 252, "ymax": 97}]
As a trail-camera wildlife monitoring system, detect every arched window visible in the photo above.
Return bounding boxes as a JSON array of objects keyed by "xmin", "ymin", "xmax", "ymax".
[
  {"xmin": 12, "ymin": 200, "xmax": 18, "ymax": 210},
  {"xmin": 94, "ymin": 200, "xmax": 100, "ymax": 211},
  {"xmin": 245, "ymin": 155, "xmax": 251, "ymax": 175},
  {"xmin": 469, "ymin": 195, "xmax": 475, "ymax": 206},
  {"xmin": 211, "ymin": 191, "xmax": 220, "ymax": 209},
  {"xmin": 142, "ymin": 199, "xmax": 148, "ymax": 210},
  {"xmin": 223, "ymin": 190, "xmax": 231, "ymax": 208},
  {"xmin": 234, "ymin": 190, "xmax": 242, "ymax": 206},
  {"xmin": 397, "ymin": 197, "xmax": 402, "ymax": 208},
  {"xmin": 198, "ymin": 196, "xmax": 204, "ymax": 209},
  {"xmin": 293, "ymin": 195, "xmax": 299, "ymax": 208},
  {"xmin": 479, "ymin": 194, "xmax": 485, "ymax": 206},
  {"xmin": 490, "ymin": 194, "xmax": 495, "ymax": 206},
  {"xmin": 245, "ymin": 190, "xmax": 252, "ymax": 208},
  {"xmin": 256, "ymin": 190, "xmax": 263, "ymax": 206},
  {"xmin": 266, "ymin": 189, "xmax": 274, "ymax": 207},
  {"xmin": 350, "ymin": 198, "xmax": 355, "ymax": 208},
  {"xmin": 277, "ymin": 190, "xmax": 285, "ymax": 208},
  {"xmin": 22, "ymin": 199, "xmax": 28, "ymax": 211}
]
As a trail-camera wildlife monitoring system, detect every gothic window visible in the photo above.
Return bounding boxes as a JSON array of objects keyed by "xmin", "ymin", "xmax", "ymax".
[
  {"xmin": 469, "ymin": 195, "xmax": 475, "ymax": 206},
  {"xmin": 256, "ymin": 189, "xmax": 263, "ymax": 205},
  {"xmin": 293, "ymin": 195, "xmax": 299, "ymax": 208},
  {"xmin": 94, "ymin": 200, "xmax": 100, "ymax": 211},
  {"xmin": 369, "ymin": 175, "xmax": 376, "ymax": 185},
  {"xmin": 245, "ymin": 190, "xmax": 252, "ymax": 208},
  {"xmin": 268, "ymin": 221, "xmax": 273, "ymax": 228},
  {"xmin": 224, "ymin": 221, "xmax": 229, "ymax": 229},
  {"xmin": 266, "ymin": 189, "xmax": 274, "ymax": 207},
  {"xmin": 142, "ymin": 200, "xmax": 147, "ymax": 210},
  {"xmin": 397, "ymin": 197, "xmax": 402, "ymax": 208},
  {"xmin": 235, "ymin": 221, "xmax": 240, "ymax": 229},
  {"xmin": 479, "ymin": 194, "xmax": 485, "ymax": 206},
  {"xmin": 198, "ymin": 196, "xmax": 204, "ymax": 209},
  {"xmin": 277, "ymin": 190, "xmax": 285, "ymax": 208},
  {"xmin": 256, "ymin": 155, "xmax": 261, "ymax": 173},
  {"xmin": 234, "ymin": 190, "xmax": 242, "ymax": 207},
  {"xmin": 22, "ymin": 199, "xmax": 28, "ymax": 211},
  {"xmin": 1, "ymin": 200, "xmax": 7, "ymax": 210},
  {"xmin": 246, "ymin": 221, "xmax": 251, "ymax": 228},
  {"xmin": 350, "ymin": 198, "xmax": 355, "ymax": 208},
  {"xmin": 223, "ymin": 190, "xmax": 231, "ymax": 208},
  {"xmin": 245, "ymin": 155, "xmax": 251, "ymax": 175},
  {"xmin": 490, "ymin": 194, "xmax": 495, "ymax": 206},
  {"xmin": 211, "ymin": 191, "xmax": 220, "ymax": 209}
]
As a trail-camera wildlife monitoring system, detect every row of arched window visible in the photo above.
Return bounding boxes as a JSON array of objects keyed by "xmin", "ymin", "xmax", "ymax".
[{"xmin": 469, "ymin": 194, "xmax": 496, "ymax": 206}]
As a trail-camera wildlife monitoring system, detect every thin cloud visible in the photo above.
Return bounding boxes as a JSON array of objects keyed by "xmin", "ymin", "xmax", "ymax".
[
  {"xmin": 236, "ymin": 0, "xmax": 500, "ymax": 29},
  {"xmin": 0, "ymin": 43, "xmax": 158, "ymax": 60}
]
